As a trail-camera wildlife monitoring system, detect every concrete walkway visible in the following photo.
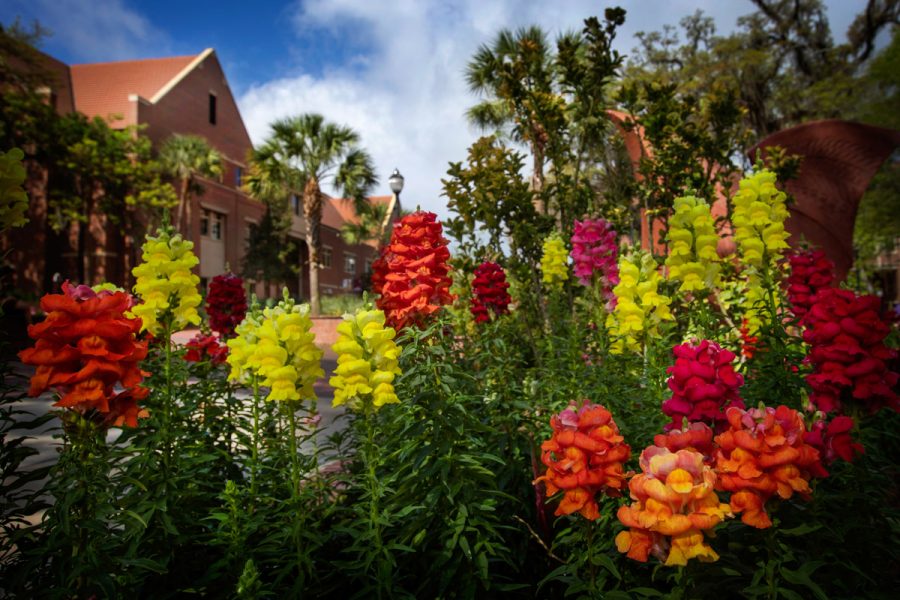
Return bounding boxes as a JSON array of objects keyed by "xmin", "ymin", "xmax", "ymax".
[{"xmin": 5, "ymin": 318, "xmax": 347, "ymax": 499}]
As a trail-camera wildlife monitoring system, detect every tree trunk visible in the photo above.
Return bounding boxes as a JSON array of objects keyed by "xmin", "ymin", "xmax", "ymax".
[
  {"xmin": 303, "ymin": 178, "xmax": 323, "ymax": 316},
  {"xmin": 184, "ymin": 176, "xmax": 194, "ymax": 238},
  {"xmin": 175, "ymin": 176, "xmax": 190, "ymax": 234},
  {"xmin": 531, "ymin": 143, "xmax": 545, "ymax": 215}
]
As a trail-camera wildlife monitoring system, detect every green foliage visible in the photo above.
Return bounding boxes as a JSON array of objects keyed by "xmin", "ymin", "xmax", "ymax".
[
  {"xmin": 853, "ymin": 28, "xmax": 900, "ymax": 273},
  {"xmin": 242, "ymin": 202, "xmax": 297, "ymax": 291},
  {"xmin": 319, "ymin": 293, "xmax": 365, "ymax": 316},
  {"xmin": 443, "ymin": 135, "xmax": 552, "ymax": 265},
  {"xmin": 0, "ymin": 147, "xmax": 28, "ymax": 231}
]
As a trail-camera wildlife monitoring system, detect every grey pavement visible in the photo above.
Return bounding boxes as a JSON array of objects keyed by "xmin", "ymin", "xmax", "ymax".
[{"xmin": 3, "ymin": 350, "xmax": 346, "ymax": 525}]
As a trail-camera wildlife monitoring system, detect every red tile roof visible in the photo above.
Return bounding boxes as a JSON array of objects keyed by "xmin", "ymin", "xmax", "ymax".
[{"xmin": 70, "ymin": 53, "xmax": 199, "ymax": 125}]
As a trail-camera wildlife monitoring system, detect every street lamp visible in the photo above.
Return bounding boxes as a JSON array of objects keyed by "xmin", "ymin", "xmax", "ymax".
[
  {"xmin": 388, "ymin": 168, "xmax": 404, "ymax": 197},
  {"xmin": 383, "ymin": 168, "xmax": 404, "ymax": 241}
]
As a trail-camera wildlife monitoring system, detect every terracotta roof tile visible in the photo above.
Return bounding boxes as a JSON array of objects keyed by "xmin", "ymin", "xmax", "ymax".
[{"xmin": 70, "ymin": 54, "xmax": 198, "ymax": 126}]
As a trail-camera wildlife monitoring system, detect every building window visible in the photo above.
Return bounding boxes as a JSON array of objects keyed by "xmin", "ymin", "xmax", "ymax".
[
  {"xmin": 234, "ymin": 166, "xmax": 242, "ymax": 187},
  {"xmin": 321, "ymin": 246, "xmax": 332, "ymax": 268},
  {"xmin": 201, "ymin": 209, "xmax": 224, "ymax": 240},
  {"xmin": 245, "ymin": 221, "xmax": 256, "ymax": 248},
  {"xmin": 208, "ymin": 93, "xmax": 217, "ymax": 125},
  {"xmin": 344, "ymin": 254, "xmax": 356, "ymax": 274},
  {"xmin": 291, "ymin": 194, "xmax": 301, "ymax": 215},
  {"xmin": 365, "ymin": 257, "xmax": 374, "ymax": 273}
]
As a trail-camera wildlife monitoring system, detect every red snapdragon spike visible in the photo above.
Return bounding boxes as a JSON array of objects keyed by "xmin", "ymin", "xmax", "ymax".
[
  {"xmin": 206, "ymin": 272, "xmax": 247, "ymax": 337},
  {"xmin": 661, "ymin": 340, "xmax": 745, "ymax": 432},
  {"xmin": 470, "ymin": 261, "xmax": 511, "ymax": 323},
  {"xmin": 802, "ymin": 287, "xmax": 899, "ymax": 414},
  {"xmin": 786, "ymin": 249, "xmax": 835, "ymax": 322},
  {"xmin": 739, "ymin": 318, "xmax": 760, "ymax": 359},
  {"xmin": 534, "ymin": 401, "xmax": 631, "ymax": 521},
  {"xmin": 18, "ymin": 281, "xmax": 149, "ymax": 426},
  {"xmin": 803, "ymin": 415, "xmax": 864, "ymax": 465},
  {"xmin": 184, "ymin": 333, "xmax": 228, "ymax": 364},
  {"xmin": 714, "ymin": 405, "xmax": 826, "ymax": 528},
  {"xmin": 373, "ymin": 211, "xmax": 454, "ymax": 330}
]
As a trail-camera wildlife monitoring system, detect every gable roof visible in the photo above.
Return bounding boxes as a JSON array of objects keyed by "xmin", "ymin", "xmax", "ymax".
[{"xmin": 69, "ymin": 52, "xmax": 202, "ymax": 124}]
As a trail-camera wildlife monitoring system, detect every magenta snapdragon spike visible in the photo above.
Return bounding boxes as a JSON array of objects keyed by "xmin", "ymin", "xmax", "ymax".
[
  {"xmin": 661, "ymin": 339, "xmax": 745, "ymax": 432},
  {"xmin": 571, "ymin": 218, "xmax": 619, "ymax": 309}
]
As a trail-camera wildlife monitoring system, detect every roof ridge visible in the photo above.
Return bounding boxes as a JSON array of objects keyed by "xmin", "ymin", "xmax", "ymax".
[{"xmin": 70, "ymin": 52, "xmax": 202, "ymax": 68}]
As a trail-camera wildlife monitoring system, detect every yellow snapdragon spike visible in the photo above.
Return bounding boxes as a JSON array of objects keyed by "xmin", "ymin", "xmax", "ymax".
[
  {"xmin": 729, "ymin": 170, "xmax": 791, "ymax": 333},
  {"xmin": 330, "ymin": 307, "xmax": 402, "ymax": 411},
  {"xmin": 226, "ymin": 295, "xmax": 323, "ymax": 403},
  {"xmin": 665, "ymin": 196, "xmax": 721, "ymax": 293},
  {"xmin": 607, "ymin": 251, "xmax": 673, "ymax": 354},
  {"xmin": 131, "ymin": 228, "xmax": 202, "ymax": 335},
  {"xmin": 731, "ymin": 170, "xmax": 790, "ymax": 269},
  {"xmin": 540, "ymin": 234, "xmax": 569, "ymax": 290}
]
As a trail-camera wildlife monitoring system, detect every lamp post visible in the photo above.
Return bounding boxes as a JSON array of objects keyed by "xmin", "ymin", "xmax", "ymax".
[
  {"xmin": 383, "ymin": 168, "xmax": 404, "ymax": 240},
  {"xmin": 389, "ymin": 168, "xmax": 404, "ymax": 198}
]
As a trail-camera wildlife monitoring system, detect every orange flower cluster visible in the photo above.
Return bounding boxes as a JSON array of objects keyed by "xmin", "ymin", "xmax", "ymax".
[
  {"xmin": 616, "ymin": 447, "xmax": 731, "ymax": 566},
  {"xmin": 535, "ymin": 402, "xmax": 630, "ymax": 520},
  {"xmin": 714, "ymin": 406, "xmax": 826, "ymax": 528},
  {"xmin": 19, "ymin": 282, "xmax": 149, "ymax": 427},
  {"xmin": 373, "ymin": 211, "xmax": 454, "ymax": 330}
]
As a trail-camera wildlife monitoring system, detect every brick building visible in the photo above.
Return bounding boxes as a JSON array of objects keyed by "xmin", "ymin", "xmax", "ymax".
[{"xmin": 3, "ymin": 47, "xmax": 398, "ymax": 301}]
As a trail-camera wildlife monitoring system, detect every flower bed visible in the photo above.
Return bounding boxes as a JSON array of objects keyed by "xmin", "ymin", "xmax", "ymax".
[{"xmin": 3, "ymin": 172, "xmax": 899, "ymax": 598}]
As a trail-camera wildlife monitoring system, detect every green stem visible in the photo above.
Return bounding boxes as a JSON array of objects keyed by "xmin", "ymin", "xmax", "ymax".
[
  {"xmin": 286, "ymin": 401, "xmax": 305, "ymax": 581},
  {"xmin": 250, "ymin": 376, "xmax": 261, "ymax": 498},
  {"xmin": 308, "ymin": 399, "xmax": 324, "ymax": 503},
  {"xmin": 163, "ymin": 321, "xmax": 173, "ymax": 490},
  {"xmin": 364, "ymin": 401, "xmax": 387, "ymax": 597},
  {"xmin": 766, "ymin": 526, "xmax": 778, "ymax": 600},
  {"xmin": 286, "ymin": 403, "xmax": 300, "ymax": 496},
  {"xmin": 68, "ymin": 414, "xmax": 104, "ymax": 593}
]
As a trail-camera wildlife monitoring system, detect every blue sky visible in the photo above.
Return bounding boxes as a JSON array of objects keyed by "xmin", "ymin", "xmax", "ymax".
[{"xmin": 2, "ymin": 0, "xmax": 865, "ymax": 217}]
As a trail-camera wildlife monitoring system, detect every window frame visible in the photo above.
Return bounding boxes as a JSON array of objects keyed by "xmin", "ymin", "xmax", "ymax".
[{"xmin": 343, "ymin": 253, "xmax": 357, "ymax": 275}]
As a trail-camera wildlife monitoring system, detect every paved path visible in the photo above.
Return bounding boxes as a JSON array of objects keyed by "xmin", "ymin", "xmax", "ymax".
[{"xmin": 5, "ymin": 320, "xmax": 347, "ymax": 519}]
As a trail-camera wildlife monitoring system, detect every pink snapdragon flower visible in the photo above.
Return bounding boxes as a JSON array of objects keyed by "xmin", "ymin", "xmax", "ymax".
[{"xmin": 570, "ymin": 218, "xmax": 619, "ymax": 309}]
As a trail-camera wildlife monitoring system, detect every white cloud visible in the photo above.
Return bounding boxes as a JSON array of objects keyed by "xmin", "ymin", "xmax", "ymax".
[
  {"xmin": 237, "ymin": 0, "xmax": 858, "ymax": 221},
  {"xmin": 7, "ymin": 0, "xmax": 170, "ymax": 63}
]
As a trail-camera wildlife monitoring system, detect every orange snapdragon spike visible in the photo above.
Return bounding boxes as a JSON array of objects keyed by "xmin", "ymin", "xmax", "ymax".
[
  {"xmin": 653, "ymin": 421, "xmax": 716, "ymax": 463},
  {"xmin": 535, "ymin": 402, "xmax": 631, "ymax": 521},
  {"xmin": 18, "ymin": 282, "xmax": 149, "ymax": 427},
  {"xmin": 616, "ymin": 446, "xmax": 732, "ymax": 566},
  {"xmin": 714, "ymin": 405, "xmax": 826, "ymax": 528},
  {"xmin": 373, "ymin": 211, "xmax": 454, "ymax": 330}
]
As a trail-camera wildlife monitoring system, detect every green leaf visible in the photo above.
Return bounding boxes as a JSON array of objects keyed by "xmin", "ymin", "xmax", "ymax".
[
  {"xmin": 589, "ymin": 553, "xmax": 621, "ymax": 580},
  {"xmin": 459, "ymin": 536, "xmax": 472, "ymax": 559},
  {"xmin": 628, "ymin": 587, "xmax": 664, "ymax": 597},
  {"xmin": 778, "ymin": 523, "xmax": 823, "ymax": 536},
  {"xmin": 780, "ymin": 562, "xmax": 828, "ymax": 600}
]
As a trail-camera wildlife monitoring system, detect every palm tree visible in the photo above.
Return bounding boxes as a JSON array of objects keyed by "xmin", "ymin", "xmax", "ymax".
[
  {"xmin": 159, "ymin": 134, "xmax": 223, "ymax": 233},
  {"xmin": 248, "ymin": 114, "xmax": 377, "ymax": 315},
  {"xmin": 340, "ymin": 200, "xmax": 391, "ymax": 248},
  {"xmin": 465, "ymin": 26, "xmax": 556, "ymax": 205}
]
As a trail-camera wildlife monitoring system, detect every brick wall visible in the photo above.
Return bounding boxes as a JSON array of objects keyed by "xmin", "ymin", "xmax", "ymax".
[{"xmin": 139, "ymin": 51, "xmax": 253, "ymax": 166}]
